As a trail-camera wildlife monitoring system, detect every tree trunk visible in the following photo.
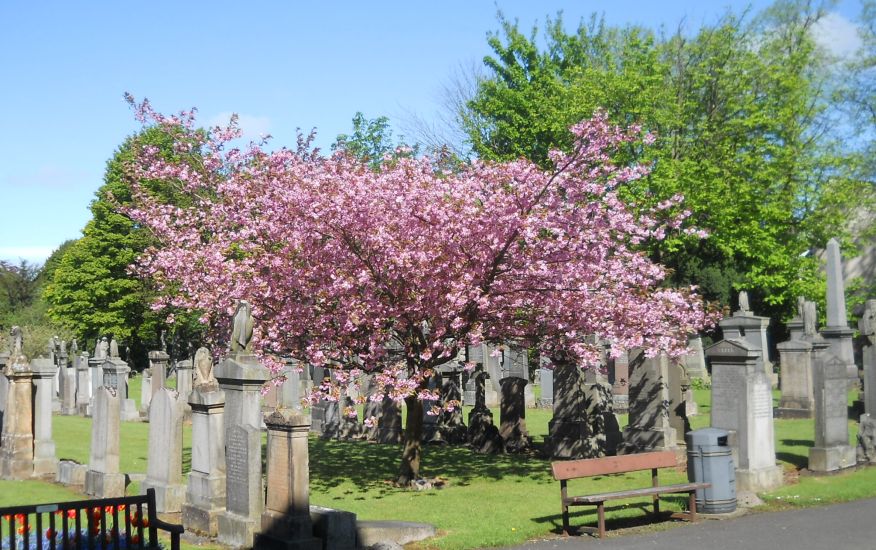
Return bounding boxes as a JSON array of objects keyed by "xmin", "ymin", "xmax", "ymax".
[{"xmin": 397, "ymin": 395, "xmax": 424, "ymax": 486}]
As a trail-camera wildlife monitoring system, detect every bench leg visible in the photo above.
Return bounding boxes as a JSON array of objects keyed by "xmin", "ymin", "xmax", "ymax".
[
  {"xmin": 653, "ymin": 494, "xmax": 660, "ymax": 517},
  {"xmin": 597, "ymin": 503, "xmax": 606, "ymax": 539},
  {"xmin": 689, "ymin": 491, "xmax": 697, "ymax": 523},
  {"xmin": 562, "ymin": 504, "xmax": 570, "ymax": 536}
]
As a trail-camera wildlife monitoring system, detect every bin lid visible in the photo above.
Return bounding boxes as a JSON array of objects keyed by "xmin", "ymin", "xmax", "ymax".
[{"xmin": 685, "ymin": 427, "xmax": 730, "ymax": 446}]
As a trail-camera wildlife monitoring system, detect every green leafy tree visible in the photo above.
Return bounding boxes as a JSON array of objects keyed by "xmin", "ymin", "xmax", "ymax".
[
  {"xmin": 45, "ymin": 126, "xmax": 204, "ymax": 368},
  {"xmin": 461, "ymin": 4, "xmax": 873, "ymax": 323},
  {"xmin": 333, "ymin": 112, "xmax": 417, "ymax": 169}
]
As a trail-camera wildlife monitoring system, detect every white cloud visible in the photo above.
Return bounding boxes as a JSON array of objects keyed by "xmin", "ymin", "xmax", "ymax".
[
  {"xmin": 208, "ymin": 112, "xmax": 272, "ymax": 140},
  {"xmin": 0, "ymin": 246, "xmax": 56, "ymax": 265},
  {"xmin": 813, "ymin": 12, "xmax": 863, "ymax": 59}
]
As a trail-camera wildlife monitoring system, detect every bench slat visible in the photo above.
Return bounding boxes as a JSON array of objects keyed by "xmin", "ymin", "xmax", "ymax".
[
  {"xmin": 552, "ymin": 451, "xmax": 679, "ymax": 480},
  {"xmin": 566, "ymin": 482, "xmax": 710, "ymax": 504}
]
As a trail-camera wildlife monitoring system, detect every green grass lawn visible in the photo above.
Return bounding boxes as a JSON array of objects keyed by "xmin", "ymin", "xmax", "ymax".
[{"xmin": 1, "ymin": 383, "xmax": 873, "ymax": 549}]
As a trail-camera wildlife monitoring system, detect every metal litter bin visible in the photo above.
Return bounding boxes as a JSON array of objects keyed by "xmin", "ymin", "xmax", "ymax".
[{"xmin": 686, "ymin": 427, "xmax": 736, "ymax": 513}]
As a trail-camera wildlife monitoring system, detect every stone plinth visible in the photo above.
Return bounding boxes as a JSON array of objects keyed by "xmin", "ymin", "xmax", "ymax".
[
  {"xmin": 183, "ymin": 387, "xmax": 227, "ymax": 536},
  {"xmin": 776, "ymin": 339, "xmax": 816, "ymax": 418},
  {"xmin": 30, "ymin": 359, "xmax": 59, "ymax": 478},
  {"xmin": 620, "ymin": 351, "xmax": 678, "ymax": 453},
  {"xmin": 215, "ymin": 354, "xmax": 270, "ymax": 433},
  {"xmin": 809, "ymin": 352, "xmax": 856, "ymax": 472},
  {"xmin": 142, "ymin": 388, "xmax": 186, "ymax": 512},
  {"xmin": 85, "ymin": 387, "xmax": 125, "ymax": 497},
  {"xmin": 0, "ymin": 364, "xmax": 35, "ymax": 480},
  {"xmin": 253, "ymin": 410, "xmax": 321, "ymax": 550}
]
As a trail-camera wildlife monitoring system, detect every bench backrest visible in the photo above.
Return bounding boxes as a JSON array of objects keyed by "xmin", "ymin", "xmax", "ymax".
[
  {"xmin": 552, "ymin": 451, "xmax": 679, "ymax": 481},
  {"xmin": 0, "ymin": 488, "xmax": 161, "ymax": 550}
]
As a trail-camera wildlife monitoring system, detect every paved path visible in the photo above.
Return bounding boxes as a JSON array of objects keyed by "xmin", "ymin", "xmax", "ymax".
[{"xmin": 514, "ymin": 498, "xmax": 876, "ymax": 549}]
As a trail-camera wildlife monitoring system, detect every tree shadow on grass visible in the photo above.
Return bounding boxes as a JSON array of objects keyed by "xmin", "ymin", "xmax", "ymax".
[
  {"xmin": 531, "ymin": 494, "xmax": 691, "ymax": 536},
  {"xmin": 309, "ymin": 436, "xmax": 552, "ymax": 497}
]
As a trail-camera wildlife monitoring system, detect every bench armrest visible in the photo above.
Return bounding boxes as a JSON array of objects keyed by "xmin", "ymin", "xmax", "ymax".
[{"xmin": 152, "ymin": 517, "xmax": 185, "ymax": 535}]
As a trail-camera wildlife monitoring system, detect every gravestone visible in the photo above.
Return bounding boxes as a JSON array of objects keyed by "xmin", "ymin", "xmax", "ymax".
[
  {"xmin": 466, "ymin": 344, "xmax": 500, "ymax": 407},
  {"xmin": 148, "ymin": 350, "xmax": 170, "ymax": 401},
  {"xmin": 504, "ymin": 345, "xmax": 535, "ymax": 408},
  {"xmin": 279, "ymin": 357, "xmax": 303, "ymax": 409},
  {"xmin": 102, "ymin": 357, "xmax": 138, "ymax": 421},
  {"xmin": 183, "ymin": 359, "xmax": 226, "ymax": 536},
  {"xmin": 338, "ymin": 393, "xmax": 360, "ymax": 441},
  {"xmin": 217, "ymin": 424, "xmax": 263, "ymax": 548},
  {"xmin": 31, "ymin": 358, "xmax": 59, "ymax": 478},
  {"xmin": 706, "ymin": 339, "xmax": 783, "ymax": 491},
  {"xmin": 667, "ymin": 360, "xmax": 691, "ymax": 446},
  {"xmin": 609, "ymin": 350, "xmax": 630, "ymax": 413},
  {"xmin": 620, "ymin": 351, "xmax": 678, "ymax": 453},
  {"xmin": 60, "ymin": 364, "xmax": 77, "ymax": 415},
  {"xmin": 0, "ymin": 362, "xmax": 34, "ymax": 480},
  {"xmin": 75, "ymin": 352, "xmax": 91, "ymax": 415},
  {"xmin": 216, "ymin": 302, "xmax": 271, "ymax": 548},
  {"xmin": 87, "ymin": 352, "xmax": 103, "ymax": 416},
  {"xmin": 776, "ymin": 339, "xmax": 817, "ymax": 418},
  {"xmin": 820, "ymin": 238, "xmax": 857, "ymax": 383},
  {"xmin": 377, "ymin": 392, "xmax": 402, "ymax": 444},
  {"xmin": 683, "ymin": 335, "xmax": 710, "ymax": 382},
  {"xmin": 719, "ymin": 292, "xmax": 773, "ymax": 385},
  {"xmin": 538, "ymin": 359, "xmax": 554, "ymax": 408},
  {"xmin": 467, "ymin": 370, "xmax": 503, "ymax": 454},
  {"xmin": 499, "ymin": 377, "xmax": 529, "ymax": 452},
  {"xmin": 438, "ymin": 365, "xmax": 467, "ymax": 443},
  {"xmin": 254, "ymin": 410, "xmax": 321, "ymax": 550},
  {"xmin": 177, "ymin": 358, "xmax": 194, "ymax": 402},
  {"xmin": 421, "ymin": 373, "xmax": 442, "ymax": 444},
  {"xmin": 548, "ymin": 360, "xmax": 615, "ymax": 458},
  {"xmin": 0, "ymin": 368, "xmax": 7, "ymax": 434},
  {"xmin": 585, "ymin": 367, "xmax": 622, "ymax": 456},
  {"xmin": 139, "ymin": 370, "xmax": 153, "ymax": 416},
  {"xmin": 142, "ymin": 388, "xmax": 186, "ymax": 512},
  {"xmin": 809, "ymin": 352, "xmax": 857, "ymax": 472},
  {"xmin": 858, "ymin": 300, "xmax": 876, "ymax": 463},
  {"xmin": 84, "ymin": 386, "xmax": 125, "ymax": 497},
  {"xmin": 788, "ymin": 297, "xmax": 806, "ymax": 341},
  {"xmin": 361, "ymin": 375, "xmax": 380, "ymax": 442}
]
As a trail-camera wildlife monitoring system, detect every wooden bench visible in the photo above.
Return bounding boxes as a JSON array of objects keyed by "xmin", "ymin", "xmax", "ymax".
[
  {"xmin": 551, "ymin": 450, "xmax": 710, "ymax": 538},
  {"xmin": 0, "ymin": 488, "xmax": 183, "ymax": 550}
]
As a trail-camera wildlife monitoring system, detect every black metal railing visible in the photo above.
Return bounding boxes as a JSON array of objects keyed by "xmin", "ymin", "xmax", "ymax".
[{"xmin": 0, "ymin": 488, "xmax": 182, "ymax": 550}]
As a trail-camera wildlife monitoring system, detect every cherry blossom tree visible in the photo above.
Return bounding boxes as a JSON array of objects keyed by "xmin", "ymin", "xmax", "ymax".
[{"xmin": 122, "ymin": 96, "xmax": 719, "ymax": 484}]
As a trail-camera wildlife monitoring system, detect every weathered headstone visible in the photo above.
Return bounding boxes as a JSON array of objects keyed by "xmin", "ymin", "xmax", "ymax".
[
  {"xmin": 148, "ymin": 349, "xmax": 170, "ymax": 401},
  {"xmin": 504, "ymin": 345, "xmax": 535, "ymax": 408},
  {"xmin": 706, "ymin": 339, "xmax": 783, "ymax": 491},
  {"xmin": 216, "ymin": 301, "xmax": 271, "ymax": 548},
  {"xmin": 667, "ymin": 360, "xmax": 691, "ymax": 446},
  {"xmin": 609, "ymin": 350, "xmax": 630, "ymax": 413},
  {"xmin": 467, "ymin": 370, "xmax": 503, "ymax": 454},
  {"xmin": 820, "ymin": 238, "xmax": 857, "ymax": 382},
  {"xmin": 142, "ymin": 388, "xmax": 186, "ymax": 512},
  {"xmin": 809, "ymin": 352, "xmax": 856, "ymax": 472},
  {"xmin": 776, "ymin": 339, "xmax": 817, "ymax": 418},
  {"xmin": 139, "ymin": 369, "xmax": 153, "ymax": 416},
  {"xmin": 0, "ymin": 368, "xmax": 7, "ymax": 434},
  {"xmin": 858, "ymin": 300, "xmax": 876, "ymax": 463},
  {"xmin": 683, "ymin": 335, "xmax": 710, "ymax": 382},
  {"xmin": 499, "ymin": 377, "xmax": 529, "ymax": 452},
  {"xmin": 438, "ymin": 365, "xmax": 467, "ymax": 444},
  {"xmin": 338, "ymin": 393, "xmax": 360, "ymax": 441},
  {"xmin": 84, "ymin": 386, "xmax": 125, "ymax": 497},
  {"xmin": 60, "ymin": 363, "xmax": 77, "ymax": 415},
  {"xmin": 31, "ymin": 358, "xmax": 59, "ymax": 478},
  {"xmin": 719, "ymin": 292, "xmax": 773, "ymax": 385},
  {"xmin": 183, "ymin": 355, "xmax": 226, "ymax": 536},
  {"xmin": 548, "ymin": 360, "xmax": 615, "ymax": 458},
  {"xmin": 377, "ymin": 392, "xmax": 403, "ymax": 445},
  {"xmin": 177, "ymin": 358, "xmax": 194, "ymax": 401},
  {"xmin": 620, "ymin": 351, "xmax": 678, "ymax": 453},
  {"xmin": 538, "ymin": 359, "xmax": 554, "ymax": 409},
  {"xmin": 361, "ymin": 375, "xmax": 380, "ymax": 442},
  {"xmin": 421, "ymin": 373, "xmax": 442, "ymax": 444},
  {"xmin": 254, "ymin": 410, "xmax": 321, "ymax": 550},
  {"xmin": 217, "ymin": 424, "xmax": 263, "ymax": 548},
  {"xmin": 102, "ymin": 357, "xmax": 138, "ymax": 421},
  {"xmin": 87, "ymin": 352, "xmax": 102, "ymax": 416},
  {"xmin": 0, "ymin": 361, "xmax": 34, "ymax": 480},
  {"xmin": 466, "ymin": 344, "xmax": 500, "ymax": 407},
  {"xmin": 75, "ymin": 352, "xmax": 91, "ymax": 415}
]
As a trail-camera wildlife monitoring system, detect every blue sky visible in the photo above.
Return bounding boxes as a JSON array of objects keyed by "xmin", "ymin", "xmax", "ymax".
[{"xmin": 0, "ymin": 1, "xmax": 863, "ymax": 265}]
